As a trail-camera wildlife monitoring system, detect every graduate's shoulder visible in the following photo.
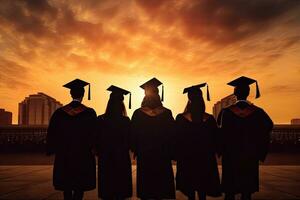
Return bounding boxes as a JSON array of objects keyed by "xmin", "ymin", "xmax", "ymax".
[
  {"xmin": 226, "ymin": 103, "xmax": 268, "ymax": 118},
  {"xmin": 251, "ymin": 105, "xmax": 272, "ymax": 121},
  {"xmin": 203, "ymin": 112, "xmax": 216, "ymax": 121},
  {"xmin": 62, "ymin": 103, "xmax": 96, "ymax": 116},
  {"xmin": 122, "ymin": 115, "xmax": 131, "ymax": 122},
  {"xmin": 220, "ymin": 105, "xmax": 232, "ymax": 115},
  {"xmin": 97, "ymin": 114, "xmax": 105, "ymax": 120},
  {"xmin": 80, "ymin": 104, "xmax": 96, "ymax": 115},
  {"xmin": 251, "ymin": 104, "xmax": 265, "ymax": 113},
  {"xmin": 162, "ymin": 107, "xmax": 173, "ymax": 116},
  {"xmin": 87, "ymin": 107, "xmax": 97, "ymax": 115},
  {"xmin": 51, "ymin": 106, "xmax": 65, "ymax": 116},
  {"xmin": 132, "ymin": 107, "xmax": 172, "ymax": 118},
  {"xmin": 218, "ymin": 104, "xmax": 242, "ymax": 119},
  {"xmin": 131, "ymin": 108, "xmax": 149, "ymax": 118},
  {"xmin": 132, "ymin": 108, "xmax": 142, "ymax": 117},
  {"xmin": 175, "ymin": 113, "xmax": 184, "ymax": 121}
]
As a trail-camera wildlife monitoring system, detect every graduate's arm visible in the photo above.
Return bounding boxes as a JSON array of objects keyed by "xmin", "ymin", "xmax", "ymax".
[
  {"xmin": 94, "ymin": 115, "xmax": 105, "ymax": 157},
  {"xmin": 216, "ymin": 109, "xmax": 224, "ymax": 128},
  {"xmin": 209, "ymin": 116, "xmax": 221, "ymax": 157},
  {"xmin": 130, "ymin": 110, "xmax": 139, "ymax": 159},
  {"xmin": 216, "ymin": 109, "xmax": 226, "ymax": 157},
  {"xmin": 173, "ymin": 114, "xmax": 183, "ymax": 161},
  {"xmin": 258, "ymin": 109, "xmax": 274, "ymax": 162},
  {"xmin": 166, "ymin": 109, "xmax": 176, "ymax": 161},
  {"xmin": 88, "ymin": 109, "xmax": 98, "ymax": 155},
  {"xmin": 46, "ymin": 110, "xmax": 59, "ymax": 156},
  {"xmin": 124, "ymin": 116, "xmax": 131, "ymax": 151}
]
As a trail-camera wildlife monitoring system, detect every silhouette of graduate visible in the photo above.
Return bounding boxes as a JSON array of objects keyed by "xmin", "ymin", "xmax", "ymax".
[
  {"xmin": 96, "ymin": 85, "xmax": 133, "ymax": 200},
  {"xmin": 130, "ymin": 78, "xmax": 176, "ymax": 200},
  {"xmin": 217, "ymin": 76, "xmax": 273, "ymax": 200},
  {"xmin": 175, "ymin": 83, "xmax": 221, "ymax": 200},
  {"xmin": 46, "ymin": 79, "xmax": 97, "ymax": 200}
]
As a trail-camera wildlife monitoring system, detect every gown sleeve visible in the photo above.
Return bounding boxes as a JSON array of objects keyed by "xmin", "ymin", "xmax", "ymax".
[
  {"xmin": 208, "ymin": 116, "xmax": 221, "ymax": 156},
  {"xmin": 88, "ymin": 109, "xmax": 98, "ymax": 152},
  {"xmin": 174, "ymin": 114, "xmax": 183, "ymax": 161},
  {"xmin": 217, "ymin": 109, "xmax": 225, "ymax": 127},
  {"xmin": 166, "ymin": 110, "xmax": 176, "ymax": 161},
  {"xmin": 124, "ymin": 117, "xmax": 131, "ymax": 151},
  {"xmin": 46, "ymin": 110, "xmax": 59, "ymax": 155},
  {"xmin": 130, "ymin": 110, "xmax": 139, "ymax": 157},
  {"xmin": 257, "ymin": 108, "xmax": 273, "ymax": 162},
  {"xmin": 216, "ymin": 109, "xmax": 227, "ymax": 157}
]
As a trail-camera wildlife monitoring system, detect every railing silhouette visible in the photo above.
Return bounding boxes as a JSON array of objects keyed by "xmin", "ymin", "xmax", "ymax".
[{"xmin": 0, "ymin": 124, "xmax": 300, "ymax": 153}]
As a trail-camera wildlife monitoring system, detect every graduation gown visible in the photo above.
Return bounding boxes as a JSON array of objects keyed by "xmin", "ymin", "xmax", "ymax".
[
  {"xmin": 175, "ymin": 113, "xmax": 221, "ymax": 197},
  {"xmin": 96, "ymin": 115, "xmax": 132, "ymax": 198},
  {"xmin": 217, "ymin": 101, "xmax": 273, "ymax": 194},
  {"xmin": 131, "ymin": 107, "xmax": 176, "ymax": 199},
  {"xmin": 46, "ymin": 101, "xmax": 97, "ymax": 191}
]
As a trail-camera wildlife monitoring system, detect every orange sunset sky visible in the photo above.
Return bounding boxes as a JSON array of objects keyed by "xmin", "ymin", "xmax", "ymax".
[{"xmin": 0, "ymin": 0, "xmax": 299, "ymax": 124}]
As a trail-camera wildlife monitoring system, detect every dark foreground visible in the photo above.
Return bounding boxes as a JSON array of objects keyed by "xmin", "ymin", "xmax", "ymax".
[{"xmin": 0, "ymin": 165, "xmax": 300, "ymax": 200}]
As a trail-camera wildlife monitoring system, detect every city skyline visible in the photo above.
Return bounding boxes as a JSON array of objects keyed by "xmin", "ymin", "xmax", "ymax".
[
  {"xmin": 18, "ymin": 92, "xmax": 62, "ymax": 125},
  {"xmin": 1, "ymin": 90, "xmax": 298, "ymax": 125},
  {"xmin": 0, "ymin": 1, "xmax": 300, "ymax": 124},
  {"xmin": 0, "ymin": 108, "xmax": 12, "ymax": 125}
]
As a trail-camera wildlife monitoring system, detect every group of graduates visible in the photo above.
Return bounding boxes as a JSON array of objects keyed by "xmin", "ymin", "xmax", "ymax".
[{"xmin": 46, "ymin": 76, "xmax": 273, "ymax": 200}]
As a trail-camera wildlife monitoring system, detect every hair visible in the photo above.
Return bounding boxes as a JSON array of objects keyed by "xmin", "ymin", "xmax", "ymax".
[
  {"xmin": 141, "ymin": 94, "xmax": 162, "ymax": 109},
  {"xmin": 184, "ymin": 89, "xmax": 206, "ymax": 122},
  {"xmin": 144, "ymin": 87, "xmax": 159, "ymax": 96},
  {"xmin": 234, "ymin": 85, "xmax": 250, "ymax": 100},
  {"xmin": 70, "ymin": 88, "xmax": 84, "ymax": 99},
  {"xmin": 105, "ymin": 94, "xmax": 127, "ymax": 117}
]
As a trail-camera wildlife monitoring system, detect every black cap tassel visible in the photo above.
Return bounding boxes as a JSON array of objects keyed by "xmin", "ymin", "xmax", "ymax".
[
  {"xmin": 255, "ymin": 81, "xmax": 260, "ymax": 98},
  {"xmin": 129, "ymin": 93, "xmax": 132, "ymax": 109},
  {"xmin": 161, "ymin": 84, "xmax": 164, "ymax": 102},
  {"xmin": 206, "ymin": 84, "xmax": 210, "ymax": 101},
  {"xmin": 88, "ymin": 83, "xmax": 91, "ymax": 100}
]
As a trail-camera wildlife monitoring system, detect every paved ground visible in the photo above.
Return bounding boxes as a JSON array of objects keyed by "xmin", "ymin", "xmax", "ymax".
[{"xmin": 0, "ymin": 166, "xmax": 300, "ymax": 200}]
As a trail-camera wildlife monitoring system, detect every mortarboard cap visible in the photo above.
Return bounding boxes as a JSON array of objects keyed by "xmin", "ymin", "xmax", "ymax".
[
  {"xmin": 107, "ymin": 85, "xmax": 132, "ymax": 109},
  {"xmin": 63, "ymin": 79, "xmax": 91, "ymax": 100},
  {"xmin": 140, "ymin": 78, "xmax": 164, "ymax": 101},
  {"xmin": 183, "ymin": 83, "xmax": 210, "ymax": 101},
  {"xmin": 227, "ymin": 76, "xmax": 260, "ymax": 98}
]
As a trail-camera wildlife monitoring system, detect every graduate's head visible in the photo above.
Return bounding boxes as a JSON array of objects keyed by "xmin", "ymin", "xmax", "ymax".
[
  {"xmin": 144, "ymin": 86, "xmax": 159, "ymax": 96},
  {"xmin": 234, "ymin": 85, "xmax": 250, "ymax": 100},
  {"xmin": 70, "ymin": 87, "xmax": 85, "ymax": 99},
  {"xmin": 186, "ymin": 88, "xmax": 205, "ymax": 117},
  {"xmin": 63, "ymin": 79, "xmax": 91, "ymax": 101},
  {"xmin": 106, "ymin": 97, "xmax": 127, "ymax": 117},
  {"xmin": 183, "ymin": 83, "xmax": 210, "ymax": 122},
  {"xmin": 183, "ymin": 83, "xmax": 210, "ymax": 102},
  {"xmin": 228, "ymin": 76, "xmax": 260, "ymax": 100},
  {"xmin": 187, "ymin": 88, "xmax": 203, "ymax": 102},
  {"xmin": 109, "ymin": 92, "xmax": 124, "ymax": 102},
  {"xmin": 140, "ymin": 78, "xmax": 164, "ymax": 101},
  {"xmin": 105, "ymin": 85, "xmax": 131, "ymax": 117}
]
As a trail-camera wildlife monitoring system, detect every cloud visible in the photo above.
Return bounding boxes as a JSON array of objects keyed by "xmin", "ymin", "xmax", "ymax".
[
  {"xmin": 135, "ymin": 0, "xmax": 300, "ymax": 45},
  {"xmin": 0, "ymin": 0, "xmax": 299, "ymax": 77},
  {"xmin": 0, "ymin": 58, "xmax": 29, "ymax": 88},
  {"xmin": 0, "ymin": 0, "xmax": 58, "ymax": 39},
  {"xmin": 265, "ymin": 84, "xmax": 300, "ymax": 95},
  {"xmin": 0, "ymin": 0, "xmax": 299, "ymax": 124}
]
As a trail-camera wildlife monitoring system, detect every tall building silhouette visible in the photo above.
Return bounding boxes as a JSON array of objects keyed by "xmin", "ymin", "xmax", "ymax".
[
  {"xmin": 0, "ymin": 109, "xmax": 12, "ymax": 125},
  {"xmin": 18, "ymin": 93, "xmax": 62, "ymax": 125},
  {"xmin": 212, "ymin": 94, "xmax": 237, "ymax": 120},
  {"xmin": 291, "ymin": 119, "xmax": 300, "ymax": 125}
]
